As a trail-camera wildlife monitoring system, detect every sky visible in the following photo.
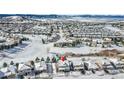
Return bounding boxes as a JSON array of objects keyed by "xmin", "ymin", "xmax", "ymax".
[{"xmin": 0, "ymin": 0, "xmax": 124, "ymax": 15}]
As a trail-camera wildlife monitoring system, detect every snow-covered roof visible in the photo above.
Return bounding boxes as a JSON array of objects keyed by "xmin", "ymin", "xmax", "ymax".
[
  {"xmin": 8, "ymin": 65, "xmax": 16, "ymax": 74},
  {"xmin": 0, "ymin": 67, "xmax": 8, "ymax": 73},
  {"xmin": 18, "ymin": 64, "xmax": 31, "ymax": 71}
]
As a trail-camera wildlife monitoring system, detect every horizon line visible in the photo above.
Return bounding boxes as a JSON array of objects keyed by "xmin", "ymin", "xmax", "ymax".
[{"xmin": 0, "ymin": 14, "xmax": 124, "ymax": 16}]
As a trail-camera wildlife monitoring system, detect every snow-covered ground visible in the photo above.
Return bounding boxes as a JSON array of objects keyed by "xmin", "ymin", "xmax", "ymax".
[
  {"xmin": 0, "ymin": 34, "xmax": 124, "ymax": 78},
  {"xmin": 49, "ymin": 46, "xmax": 124, "ymax": 54},
  {"xmin": 53, "ymin": 72, "xmax": 124, "ymax": 79},
  {"xmin": 0, "ymin": 35, "xmax": 49, "ymax": 66},
  {"xmin": 0, "ymin": 28, "xmax": 124, "ymax": 79}
]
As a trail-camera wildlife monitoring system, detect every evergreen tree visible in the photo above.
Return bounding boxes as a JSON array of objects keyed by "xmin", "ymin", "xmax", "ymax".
[
  {"xmin": 15, "ymin": 63, "xmax": 19, "ymax": 72},
  {"xmin": 3, "ymin": 62, "xmax": 8, "ymax": 68},
  {"xmin": 35, "ymin": 57, "xmax": 40, "ymax": 62},
  {"xmin": 42, "ymin": 39, "xmax": 45, "ymax": 44},
  {"xmin": 10, "ymin": 61, "xmax": 14, "ymax": 65},
  {"xmin": 30, "ymin": 61, "xmax": 35, "ymax": 66},
  {"xmin": 52, "ymin": 57, "xmax": 57, "ymax": 63},
  {"xmin": 41, "ymin": 57, "xmax": 44, "ymax": 61},
  {"xmin": 46, "ymin": 57, "xmax": 50, "ymax": 63}
]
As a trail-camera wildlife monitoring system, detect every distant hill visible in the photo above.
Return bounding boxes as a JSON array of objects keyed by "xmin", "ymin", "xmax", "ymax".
[{"xmin": 0, "ymin": 14, "xmax": 124, "ymax": 19}]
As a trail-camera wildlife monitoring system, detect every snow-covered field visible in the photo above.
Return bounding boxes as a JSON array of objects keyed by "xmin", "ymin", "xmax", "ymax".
[
  {"xmin": 49, "ymin": 46, "xmax": 124, "ymax": 54},
  {"xmin": 0, "ymin": 35, "xmax": 48, "ymax": 66}
]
